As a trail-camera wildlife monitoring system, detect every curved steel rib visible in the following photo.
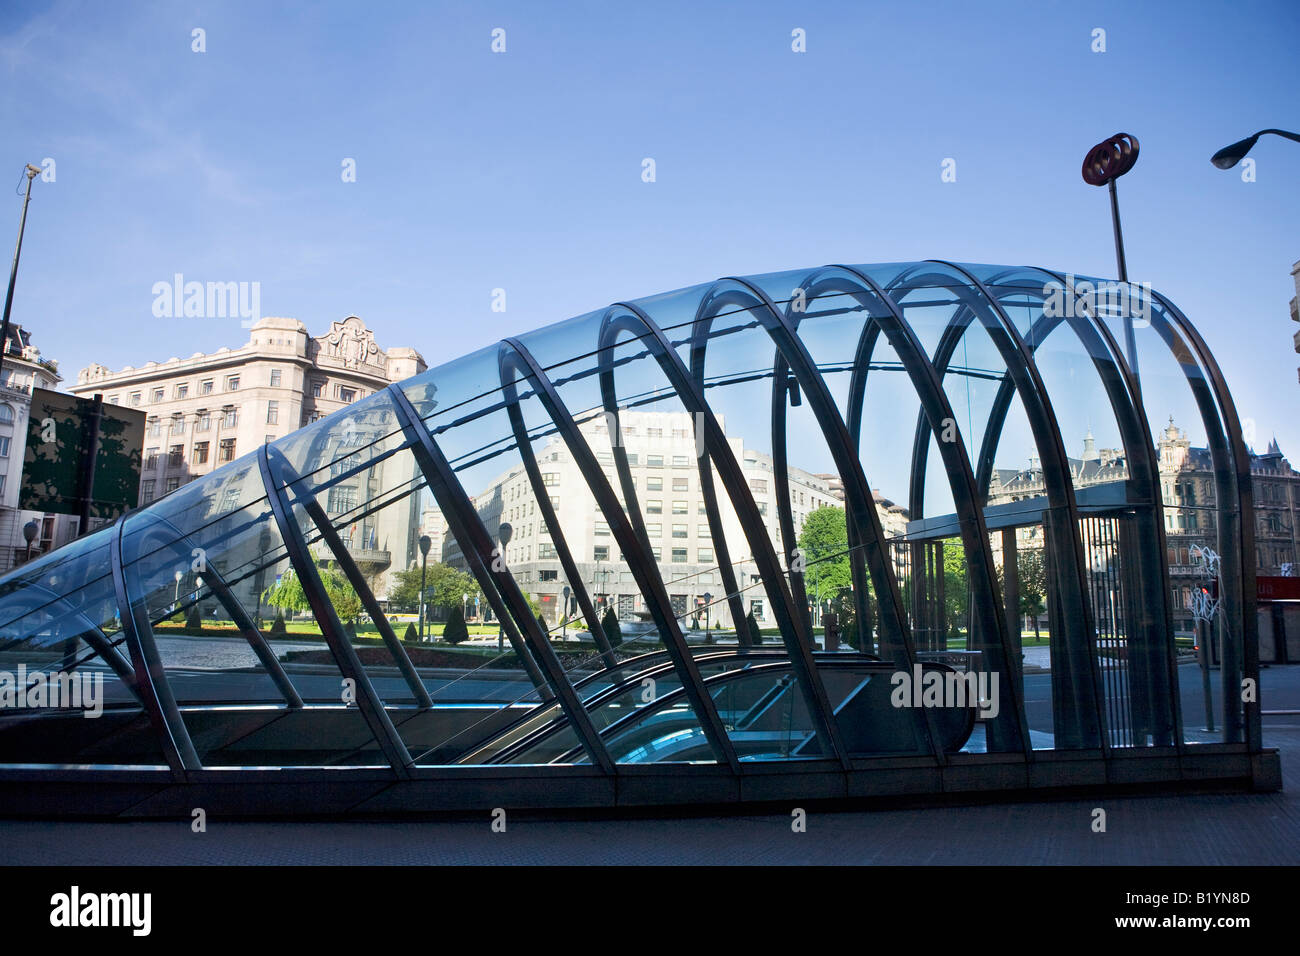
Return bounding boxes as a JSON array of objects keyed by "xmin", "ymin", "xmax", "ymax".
[
  {"xmin": 386, "ymin": 382, "xmax": 615, "ymax": 773},
  {"xmin": 597, "ymin": 302, "xmax": 850, "ymax": 768},
  {"xmin": 498, "ymin": 337, "xmax": 742, "ymax": 773}
]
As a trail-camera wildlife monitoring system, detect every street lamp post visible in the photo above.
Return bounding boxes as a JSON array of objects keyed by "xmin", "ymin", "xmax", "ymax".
[
  {"xmin": 21, "ymin": 520, "xmax": 37, "ymax": 564},
  {"xmin": 1081, "ymin": 133, "xmax": 1141, "ymax": 377},
  {"xmin": 702, "ymin": 591, "xmax": 712, "ymax": 642},
  {"xmin": 418, "ymin": 534, "xmax": 431, "ymax": 642},
  {"xmin": 173, "ymin": 569, "xmax": 184, "ymax": 612},
  {"xmin": 561, "ymin": 585, "xmax": 570, "ymax": 643},
  {"xmin": 0, "ymin": 164, "xmax": 42, "ymax": 387},
  {"xmin": 1211, "ymin": 128, "xmax": 1300, "ymax": 169},
  {"xmin": 498, "ymin": 522, "xmax": 512, "ymax": 652}
]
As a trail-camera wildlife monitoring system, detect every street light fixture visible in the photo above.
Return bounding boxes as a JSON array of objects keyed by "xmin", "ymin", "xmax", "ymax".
[
  {"xmin": 418, "ymin": 534, "xmax": 431, "ymax": 642},
  {"xmin": 173, "ymin": 569, "xmax": 184, "ymax": 611},
  {"xmin": 702, "ymin": 591, "xmax": 712, "ymax": 642},
  {"xmin": 497, "ymin": 522, "xmax": 512, "ymax": 652},
  {"xmin": 21, "ymin": 520, "xmax": 37, "ymax": 564},
  {"xmin": 561, "ymin": 585, "xmax": 570, "ymax": 643},
  {"xmin": 1211, "ymin": 128, "xmax": 1300, "ymax": 169}
]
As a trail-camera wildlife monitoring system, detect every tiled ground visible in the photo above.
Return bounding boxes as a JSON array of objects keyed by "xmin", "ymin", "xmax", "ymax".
[{"xmin": 1, "ymin": 719, "xmax": 1293, "ymax": 866}]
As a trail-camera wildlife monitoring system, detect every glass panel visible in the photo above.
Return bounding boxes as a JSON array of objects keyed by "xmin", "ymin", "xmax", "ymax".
[{"xmin": 0, "ymin": 538, "xmax": 162, "ymax": 766}]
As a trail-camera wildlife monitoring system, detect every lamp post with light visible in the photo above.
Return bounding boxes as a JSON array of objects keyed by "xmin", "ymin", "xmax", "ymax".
[
  {"xmin": 21, "ymin": 520, "xmax": 37, "ymax": 564},
  {"xmin": 418, "ymin": 534, "xmax": 431, "ymax": 641},
  {"xmin": 497, "ymin": 522, "xmax": 512, "ymax": 651},
  {"xmin": 1211, "ymin": 128, "xmax": 1300, "ymax": 169}
]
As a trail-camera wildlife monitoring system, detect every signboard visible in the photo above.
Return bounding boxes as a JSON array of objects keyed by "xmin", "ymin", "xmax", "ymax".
[
  {"xmin": 20, "ymin": 388, "xmax": 145, "ymax": 522},
  {"xmin": 1258, "ymin": 576, "xmax": 1300, "ymax": 602}
]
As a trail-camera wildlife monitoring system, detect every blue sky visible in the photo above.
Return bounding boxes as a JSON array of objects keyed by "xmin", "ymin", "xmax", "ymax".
[{"xmin": 2, "ymin": 0, "xmax": 1298, "ymax": 493}]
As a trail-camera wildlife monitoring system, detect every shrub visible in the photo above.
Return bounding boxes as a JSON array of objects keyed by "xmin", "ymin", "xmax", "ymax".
[
  {"xmin": 444, "ymin": 607, "xmax": 469, "ymax": 645},
  {"xmin": 403, "ymin": 622, "xmax": 418, "ymax": 643},
  {"xmin": 185, "ymin": 604, "xmax": 203, "ymax": 632},
  {"xmin": 269, "ymin": 611, "xmax": 287, "ymax": 637},
  {"xmin": 601, "ymin": 607, "xmax": 622, "ymax": 647},
  {"xmin": 747, "ymin": 610, "xmax": 762, "ymax": 646}
]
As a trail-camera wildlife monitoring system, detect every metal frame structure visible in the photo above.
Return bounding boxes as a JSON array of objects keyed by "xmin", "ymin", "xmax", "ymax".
[{"xmin": 0, "ymin": 260, "xmax": 1277, "ymax": 817}]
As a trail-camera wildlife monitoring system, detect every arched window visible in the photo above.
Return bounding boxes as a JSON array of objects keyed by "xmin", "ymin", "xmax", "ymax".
[{"xmin": 0, "ymin": 404, "xmax": 12, "ymax": 425}]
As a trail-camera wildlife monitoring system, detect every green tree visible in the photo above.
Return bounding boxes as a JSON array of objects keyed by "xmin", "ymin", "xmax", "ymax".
[
  {"xmin": 747, "ymin": 610, "xmax": 763, "ymax": 646},
  {"xmin": 269, "ymin": 610, "xmax": 287, "ymax": 637},
  {"xmin": 262, "ymin": 560, "xmax": 364, "ymax": 627},
  {"xmin": 444, "ymin": 606, "xmax": 469, "ymax": 645},
  {"xmin": 262, "ymin": 568, "xmax": 310, "ymax": 613},
  {"xmin": 387, "ymin": 561, "xmax": 480, "ymax": 616},
  {"xmin": 997, "ymin": 548, "xmax": 1047, "ymax": 640},
  {"xmin": 797, "ymin": 506, "xmax": 853, "ymax": 604},
  {"xmin": 942, "ymin": 539, "xmax": 969, "ymax": 642},
  {"xmin": 601, "ymin": 607, "xmax": 622, "ymax": 647}
]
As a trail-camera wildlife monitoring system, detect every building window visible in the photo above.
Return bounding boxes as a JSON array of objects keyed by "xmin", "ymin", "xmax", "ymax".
[
  {"xmin": 270, "ymin": 369, "xmax": 282, "ymax": 387},
  {"xmin": 698, "ymin": 547, "xmax": 714, "ymax": 563},
  {"xmin": 595, "ymin": 520, "xmax": 610, "ymax": 536},
  {"xmin": 326, "ymin": 485, "xmax": 358, "ymax": 513},
  {"xmin": 226, "ymin": 375, "xmax": 240, "ymax": 391},
  {"xmin": 311, "ymin": 380, "xmax": 323, "ymax": 398},
  {"xmin": 264, "ymin": 434, "xmax": 275, "ymax": 445},
  {"xmin": 751, "ymin": 598, "xmax": 765, "ymax": 620},
  {"xmin": 651, "ymin": 547, "xmax": 662, "ymax": 560},
  {"xmin": 170, "ymin": 414, "xmax": 184, "ymax": 435},
  {"xmin": 756, "ymin": 501, "xmax": 768, "ymax": 516},
  {"xmin": 266, "ymin": 401, "xmax": 279, "ymax": 424},
  {"xmin": 165, "ymin": 477, "xmax": 180, "ymax": 494},
  {"xmin": 750, "ymin": 479, "xmax": 768, "ymax": 494},
  {"xmin": 647, "ymin": 427, "xmax": 662, "ymax": 438},
  {"xmin": 175, "ymin": 384, "xmax": 188, "ymax": 399},
  {"xmin": 200, "ymin": 380, "xmax": 214, "ymax": 395},
  {"xmin": 624, "ymin": 453, "xmax": 639, "ymax": 466},
  {"xmin": 646, "ymin": 523, "xmax": 662, "ymax": 537},
  {"xmin": 196, "ymin": 411, "xmax": 210, "ymax": 431},
  {"xmin": 218, "ymin": 438, "xmax": 236, "ymax": 462},
  {"xmin": 107, "ymin": 395, "xmax": 119, "ymax": 405},
  {"xmin": 337, "ymin": 385, "xmax": 357, "ymax": 402},
  {"xmin": 549, "ymin": 496, "xmax": 560, "ymax": 510},
  {"xmin": 672, "ymin": 524, "xmax": 687, "ymax": 538},
  {"xmin": 0, "ymin": 436, "xmax": 9, "ymax": 458},
  {"xmin": 223, "ymin": 407, "xmax": 238, "ymax": 428},
  {"xmin": 647, "ymin": 454, "xmax": 664, "ymax": 468},
  {"xmin": 539, "ymin": 542, "xmax": 557, "ymax": 559},
  {"xmin": 192, "ymin": 442, "xmax": 209, "ymax": 465},
  {"xmin": 130, "ymin": 392, "xmax": 142, "ymax": 406},
  {"xmin": 145, "ymin": 447, "xmax": 159, "ymax": 469},
  {"xmin": 168, "ymin": 444, "xmax": 184, "ymax": 466},
  {"xmin": 672, "ymin": 428, "xmax": 690, "ymax": 439},
  {"xmin": 672, "ymin": 455, "xmax": 691, "ymax": 467},
  {"xmin": 647, "ymin": 476, "xmax": 663, "ymax": 491},
  {"xmin": 646, "ymin": 499, "xmax": 663, "ymax": 514},
  {"xmin": 672, "ymin": 500, "xmax": 688, "ymax": 514},
  {"xmin": 698, "ymin": 524, "xmax": 711, "ymax": 538},
  {"xmin": 539, "ymin": 569, "xmax": 559, "ymax": 581},
  {"xmin": 541, "ymin": 472, "xmax": 560, "ymax": 487},
  {"xmin": 671, "ymin": 548, "xmax": 688, "ymax": 563},
  {"xmin": 673, "ymin": 477, "xmax": 689, "ymax": 492},
  {"xmin": 151, "ymin": 388, "xmax": 164, "ymax": 403},
  {"xmin": 594, "ymin": 545, "xmax": 610, "ymax": 561},
  {"xmin": 141, "ymin": 479, "xmax": 155, "ymax": 504}
]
